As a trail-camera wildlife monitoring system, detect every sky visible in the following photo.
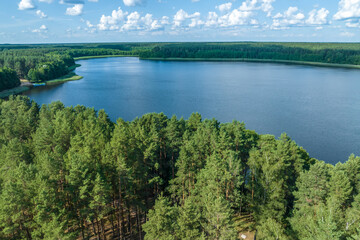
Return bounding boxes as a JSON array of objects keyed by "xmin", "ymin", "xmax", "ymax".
[{"xmin": 0, "ymin": 0, "xmax": 360, "ymax": 43}]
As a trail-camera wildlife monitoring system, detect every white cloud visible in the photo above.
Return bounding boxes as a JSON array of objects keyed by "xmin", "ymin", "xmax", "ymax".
[
  {"xmin": 18, "ymin": 0, "xmax": 36, "ymax": 10},
  {"xmin": 36, "ymin": 10, "xmax": 47, "ymax": 18},
  {"xmin": 261, "ymin": 0, "xmax": 275, "ymax": 16},
  {"xmin": 66, "ymin": 4, "xmax": 83, "ymax": 16},
  {"xmin": 160, "ymin": 16, "xmax": 170, "ymax": 25},
  {"xmin": 306, "ymin": 8, "xmax": 329, "ymax": 25},
  {"xmin": 219, "ymin": 9, "xmax": 254, "ymax": 27},
  {"xmin": 39, "ymin": 0, "xmax": 53, "ymax": 3},
  {"xmin": 97, "ymin": 7, "xmax": 167, "ymax": 32},
  {"xmin": 271, "ymin": 7, "xmax": 305, "ymax": 29},
  {"xmin": 173, "ymin": 9, "xmax": 201, "ymax": 28},
  {"xmin": 32, "ymin": 25, "xmax": 47, "ymax": 33},
  {"xmin": 334, "ymin": 0, "xmax": 360, "ymax": 20},
  {"xmin": 345, "ymin": 19, "xmax": 360, "ymax": 27},
  {"xmin": 123, "ymin": 0, "xmax": 143, "ymax": 7},
  {"xmin": 216, "ymin": 2, "xmax": 232, "ymax": 12},
  {"xmin": 205, "ymin": 12, "xmax": 219, "ymax": 27},
  {"xmin": 122, "ymin": 13, "xmax": 168, "ymax": 31},
  {"xmin": 122, "ymin": 12, "xmax": 141, "ymax": 30},
  {"xmin": 98, "ymin": 7, "xmax": 127, "ymax": 30},
  {"xmin": 238, "ymin": 0, "xmax": 275, "ymax": 16},
  {"xmin": 88, "ymin": 0, "xmax": 98, "ymax": 2},
  {"xmin": 86, "ymin": 20, "xmax": 94, "ymax": 28},
  {"xmin": 239, "ymin": 0, "xmax": 257, "ymax": 11}
]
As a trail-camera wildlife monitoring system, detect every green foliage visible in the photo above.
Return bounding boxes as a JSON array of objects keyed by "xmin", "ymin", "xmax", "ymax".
[
  {"xmin": 2, "ymin": 42, "xmax": 360, "ymax": 91},
  {"xmin": 257, "ymin": 218, "xmax": 288, "ymax": 240},
  {"xmin": 139, "ymin": 42, "xmax": 360, "ymax": 66},
  {"xmin": 143, "ymin": 195, "xmax": 179, "ymax": 240},
  {"xmin": 0, "ymin": 68, "xmax": 20, "ymax": 91},
  {"xmin": 0, "ymin": 96, "xmax": 358, "ymax": 239}
]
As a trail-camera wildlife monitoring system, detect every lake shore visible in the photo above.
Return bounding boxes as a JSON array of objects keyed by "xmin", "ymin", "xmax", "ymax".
[
  {"xmin": 140, "ymin": 57, "xmax": 360, "ymax": 69},
  {"xmin": 74, "ymin": 55, "xmax": 135, "ymax": 60},
  {"xmin": 76, "ymin": 55, "xmax": 360, "ymax": 70},
  {"xmin": 0, "ymin": 64, "xmax": 82, "ymax": 98},
  {"xmin": 3, "ymin": 55, "xmax": 360, "ymax": 99}
]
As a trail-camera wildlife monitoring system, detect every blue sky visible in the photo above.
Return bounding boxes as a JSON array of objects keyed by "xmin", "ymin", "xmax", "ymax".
[{"xmin": 1, "ymin": 0, "xmax": 360, "ymax": 43}]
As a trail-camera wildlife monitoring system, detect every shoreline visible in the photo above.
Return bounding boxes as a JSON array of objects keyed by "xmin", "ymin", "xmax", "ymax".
[
  {"xmin": 140, "ymin": 57, "xmax": 360, "ymax": 69},
  {"xmin": 74, "ymin": 55, "xmax": 136, "ymax": 60},
  {"xmin": 2, "ymin": 55, "xmax": 360, "ymax": 99},
  {"xmin": 76, "ymin": 55, "xmax": 360, "ymax": 70},
  {"xmin": 0, "ymin": 64, "xmax": 83, "ymax": 98}
]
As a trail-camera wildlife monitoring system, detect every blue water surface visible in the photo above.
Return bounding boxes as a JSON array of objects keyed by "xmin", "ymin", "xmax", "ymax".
[{"xmin": 24, "ymin": 57, "xmax": 360, "ymax": 164}]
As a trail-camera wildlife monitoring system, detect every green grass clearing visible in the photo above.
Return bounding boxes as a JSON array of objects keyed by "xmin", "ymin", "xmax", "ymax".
[{"xmin": 46, "ymin": 72, "xmax": 83, "ymax": 85}]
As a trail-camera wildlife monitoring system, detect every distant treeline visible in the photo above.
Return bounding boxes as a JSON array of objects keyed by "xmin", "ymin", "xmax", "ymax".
[
  {"xmin": 0, "ymin": 46, "xmax": 143, "ymax": 88},
  {"xmin": 0, "ymin": 96, "xmax": 359, "ymax": 239},
  {"xmin": 2, "ymin": 42, "xmax": 360, "ymax": 92},
  {"xmin": 139, "ymin": 42, "xmax": 360, "ymax": 65}
]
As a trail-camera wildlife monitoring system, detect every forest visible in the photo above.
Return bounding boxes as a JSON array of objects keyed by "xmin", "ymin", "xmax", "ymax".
[
  {"xmin": 2, "ymin": 42, "xmax": 360, "ymax": 92},
  {"xmin": 0, "ymin": 95, "xmax": 359, "ymax": 240},
  {"xmin": 0, "ymin": 68, "xmax": 20, "ymax": 92},
  {"xmin": 139, "ymin": 42, "xmax": 360, "ymax": 65}
]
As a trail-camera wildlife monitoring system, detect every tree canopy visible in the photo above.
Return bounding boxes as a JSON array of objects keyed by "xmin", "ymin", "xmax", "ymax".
[{"xmin": 0, "ymin": 96, "xmax": 359, "ymax": 239}]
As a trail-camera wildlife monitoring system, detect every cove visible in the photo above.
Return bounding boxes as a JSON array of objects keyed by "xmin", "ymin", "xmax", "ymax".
[{"xmin": 23, "ymin": 57, "xmax": 360, "ymax": 164}]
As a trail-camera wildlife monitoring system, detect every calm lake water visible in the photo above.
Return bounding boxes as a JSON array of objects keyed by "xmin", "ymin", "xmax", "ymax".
[{"xmin": 24, "ymin": 57, "xmax": 360, "ymax": 164}]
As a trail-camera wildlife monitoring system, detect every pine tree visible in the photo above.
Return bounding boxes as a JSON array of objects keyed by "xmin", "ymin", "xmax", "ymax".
[
  {"xmin": 257, "ymin": 218, "xmax": 288, "ymax": 240},
  {"xmin": 143, "ymin": 195, "xmax": 179, "ymax": 240}
]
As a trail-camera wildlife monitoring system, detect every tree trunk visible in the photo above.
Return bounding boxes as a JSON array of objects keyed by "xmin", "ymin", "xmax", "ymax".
[
  {"xmin": 92, "ymin": 220, "xmax": 98, "ymax": 240},
  {"xmin": 118, "ymin": 177, "xmax": 124, "ymax": 239},
  {"xmin": 101, "ymin": 218, "xmax": 107, "ymax": 240},
  {"xmin": 136, "ymin": 206, "xmax": 142, "ymax": 240},
  {"xmin": 127, "ymin": 206, "xmax": 132, "ymax": 235}
]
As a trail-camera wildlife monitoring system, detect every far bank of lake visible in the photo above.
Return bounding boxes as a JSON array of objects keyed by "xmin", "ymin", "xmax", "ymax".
[{"xmin": 24, "ymin": 57, "xmax": 360, "ymax": 164}]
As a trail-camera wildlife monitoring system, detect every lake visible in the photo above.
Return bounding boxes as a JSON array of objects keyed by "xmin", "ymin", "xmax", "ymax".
[{"xmin": 24, "ymin": 57, "xmax": 360, "ymax": 164}]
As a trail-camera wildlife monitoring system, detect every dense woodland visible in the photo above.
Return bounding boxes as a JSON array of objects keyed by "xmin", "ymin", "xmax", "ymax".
[
  {"xmin": 139, "ymin": 42, "xmax": 360, "ymax": 65},
  {"xmin": 0, "ymin": 96, "xmax": 359, "ymax": 239},
  {"xmin": 0, "ymin": 68, "xmax": 20, "ymax": 92},
  {"xmin": 2, "ymin": 42, "xmax": 360, "ymax": 92}
]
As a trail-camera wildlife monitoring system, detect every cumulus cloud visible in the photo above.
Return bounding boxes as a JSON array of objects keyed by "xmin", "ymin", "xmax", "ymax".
[
  {"xmin": 306, "ymin": 8, "xmax": 329, "ymax": 25},
  {"xmin": 98, "ymin": 7, "xmax": 127, "ymax": 30},
  {"xmin": 66, "ymin": 4, "xmax": 83, "ymax": 16},
  {"xmin": 205, "ymin": 12, "xmax": 219, "ymax": 27},
  {"xmin": 123, "ymin": 0, "xmax": 144, "ymax": 7},
  {"xmin": 216, "ymin": 2, "xmax": 232, "ymax": 12},
  {"xmin": 238, "ymin": 0, "xmax": 275, "ymax": 16},
  {"xmin": 36, "ymin": 10, "xmax": 47, "ymax": 18},
  {"xmin": 219, "ymin": 9, "xmax": 254, "ymax": 27},
  {"xmin": 334, "ymin": 0, "xmax": 360, "ymax": 20},
  {"xmin": 32, "ymin": 25, "xmax": 48, "ymax": 33},
  {"xmin": 173, "ymin": 9, "xmax": 202, "ymax": 28},
  {"xmin": 97, "ymin": 7, "xmax": 167, "ymax": 32},
  {"xmin": 271, "ymin": 7, "xmax": 305, "ymax": 29},
  {"xmin": 204, "ymin": 9, "xmax": 257, "ymax": 28},
  {"xmin": 18, "ymin": 0, "xmax": 36, "ymax": 10}
]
